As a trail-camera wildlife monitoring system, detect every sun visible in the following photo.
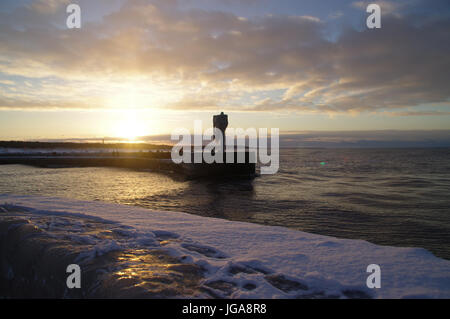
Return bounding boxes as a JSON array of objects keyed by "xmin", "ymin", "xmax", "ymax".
[
  {"xmin": 115, "ymin": 121, "xmax": 147, "ymax": 140},
  {"xmin": 104, "ymin": 83, "xmax": 171, "ymax": 140},
  {"xmin": 113, "ymin": 109, "xmax": 149, "ymax": 140}
]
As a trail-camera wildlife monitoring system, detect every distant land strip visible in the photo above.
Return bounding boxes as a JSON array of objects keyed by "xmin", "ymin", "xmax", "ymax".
[{"xmin": 0, "ymin": 141, "xmax": 172, "ymax": 150}]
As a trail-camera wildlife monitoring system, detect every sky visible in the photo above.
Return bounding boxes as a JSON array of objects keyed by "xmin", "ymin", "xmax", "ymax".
[{"xmin": 0, "ymin": 0, "xmax": 449, "ymax": 141}]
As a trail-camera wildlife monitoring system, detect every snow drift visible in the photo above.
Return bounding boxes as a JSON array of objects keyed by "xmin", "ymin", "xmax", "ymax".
[{"xmin": 0, "ymin": 194, "xmax": 449, "ymax": 298}]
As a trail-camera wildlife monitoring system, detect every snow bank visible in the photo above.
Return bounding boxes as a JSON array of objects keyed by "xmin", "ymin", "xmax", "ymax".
[{"xmin": 1, "ymin": 194, "xmax": 449, "ymax": 299}]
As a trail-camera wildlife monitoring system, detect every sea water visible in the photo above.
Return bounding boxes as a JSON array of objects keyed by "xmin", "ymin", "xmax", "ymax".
[{"xmin": 1, "ymin": 148, "xmax": 449, "ymax": 259}]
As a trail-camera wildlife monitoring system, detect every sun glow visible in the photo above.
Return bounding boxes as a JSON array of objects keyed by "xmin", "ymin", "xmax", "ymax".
[
  {"xmin": 114, "ymin": 113, "xmax": 148, "ymax": 140},
  {"xmin": 105, "ymin": 84, "xmax": 168, "ymax": 140},
  {"xmin": 110, "ymin": 108, "xmax": 163, "ymax": 140}
]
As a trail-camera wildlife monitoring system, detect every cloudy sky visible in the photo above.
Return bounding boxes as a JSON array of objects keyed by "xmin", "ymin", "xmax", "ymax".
[{"xmin": 0, "ymin": 0, "xmax": 449, "ymax": 140}]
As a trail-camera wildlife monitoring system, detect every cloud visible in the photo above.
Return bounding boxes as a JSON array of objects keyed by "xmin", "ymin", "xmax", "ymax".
[
  {"xmin": 0, "ymin": 0, "xmax": 449, "ymax": 116},
  {"xmin": 140, "ymin": 130, "xmax": 450, "ymax": 148},
  {"xmin": 387, "ymin": 111, "xmax": 450, "ymax": 117},
  {"xmin": 351, "ymin": 1, "xmax": 404, "ymax": 16},
  {"xmin": 29, "ymin": 0, "xmax": 70, "ymax": 14},
  {"xmin": 277, "ymin": 130, "xmax": 450, "ymax": 148}
]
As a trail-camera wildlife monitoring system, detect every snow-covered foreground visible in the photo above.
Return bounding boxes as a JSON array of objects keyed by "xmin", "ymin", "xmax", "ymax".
[{"xmin": 1, "ymin": 194, "xmax": 449, "ymax": 299}]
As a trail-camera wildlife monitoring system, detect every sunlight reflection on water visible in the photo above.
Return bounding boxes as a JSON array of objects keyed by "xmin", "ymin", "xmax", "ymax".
[{"xmin": 1, "ymin": 148, "xmax": 450, "ymax": 259}]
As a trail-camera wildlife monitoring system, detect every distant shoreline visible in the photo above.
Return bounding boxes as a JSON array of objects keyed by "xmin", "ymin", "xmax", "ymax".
[
  {"xmin": 2, "ymin": 140, "xmax": 450, "ymax": 150},
  {"xmin": 0, "ymin": 141, "xmax": 172, "ymax": 150}
]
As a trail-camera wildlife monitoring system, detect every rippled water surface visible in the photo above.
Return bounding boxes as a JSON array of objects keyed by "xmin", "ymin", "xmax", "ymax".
[{"xmin": 1, "ymin": 148, "xmax": 450, "ymax": 259}]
